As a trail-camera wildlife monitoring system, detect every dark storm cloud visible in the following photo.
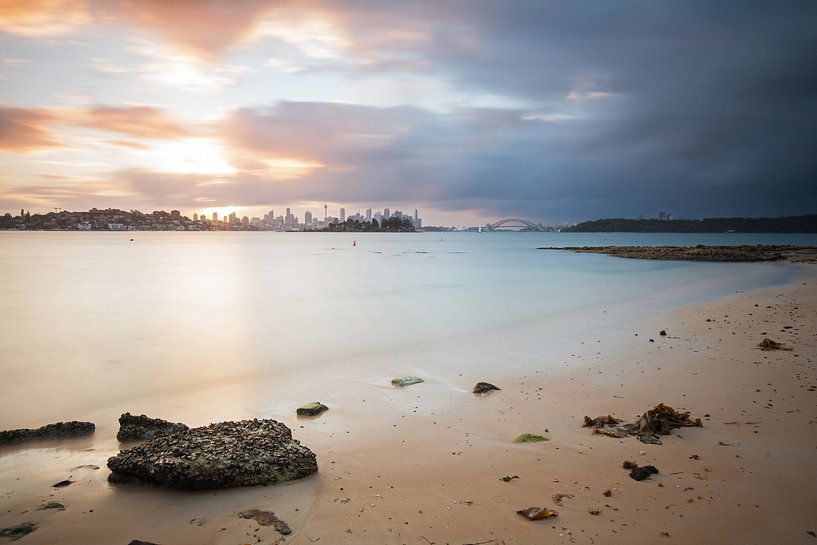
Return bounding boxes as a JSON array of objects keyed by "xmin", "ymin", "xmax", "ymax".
[{"xmin": 311, "ymin": 1, "xmax": 817, "ymax": 220}]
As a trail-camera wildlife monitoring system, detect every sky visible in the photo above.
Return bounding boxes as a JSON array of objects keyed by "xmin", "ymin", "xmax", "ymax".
[{"xmin": 0, "ymin": 1, "xmax": 815, "ymax": 226}]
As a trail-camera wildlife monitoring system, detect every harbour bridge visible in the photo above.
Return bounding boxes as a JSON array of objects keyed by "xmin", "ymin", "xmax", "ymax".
[{"xmin": 487, "ymin": 218, "xmax": 543, "ymax": 231}]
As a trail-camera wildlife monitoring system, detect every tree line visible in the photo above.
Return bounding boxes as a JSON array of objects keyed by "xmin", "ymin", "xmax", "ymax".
[{"xmin": 563, "ymin": 215, "xmax": 817, "ymax": 233}]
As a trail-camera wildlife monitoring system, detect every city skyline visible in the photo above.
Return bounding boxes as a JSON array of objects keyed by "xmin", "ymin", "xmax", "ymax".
[{"xmin": 0, "ymin": 3, "xmax": 815, "ymax": 224}]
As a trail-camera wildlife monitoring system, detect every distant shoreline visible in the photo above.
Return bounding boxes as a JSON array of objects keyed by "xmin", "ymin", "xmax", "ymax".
[{"xmin": 563, "ymin": 215, "xmax": 817, "ymax": 233}]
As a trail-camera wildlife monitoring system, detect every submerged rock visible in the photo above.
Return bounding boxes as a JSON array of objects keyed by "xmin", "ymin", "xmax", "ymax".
[
  {"xmin": 117, "ymin": 413, "xmax": 189, "ymax": 442},
  {"xmin": 37, "ymin": 501, "xmax": 65, "ymax": 510},
  {"xmin": 107, "ymin": 419, "xmax": 318, "ymax": 489},
  {"xmin": 0, "ymin": 421, "xmax": 94, "ymax": 447},
  {"xmin": 296, "ymin": 402, "xmax": 329, "ymax": 417},
  {"xmin": 391, "ymin": 376, "xmax": 424, "ymax": 387},
  {"xmin": 0, "ymin": 523, "xmax": 37, "ymax": 541},
  {"xmin": 238, "ymin": 509, "xmax": 292, "ymax": 535},
  {"xmin": 473, "ymin": 382, "xmax": 501, "ymax": 394}
]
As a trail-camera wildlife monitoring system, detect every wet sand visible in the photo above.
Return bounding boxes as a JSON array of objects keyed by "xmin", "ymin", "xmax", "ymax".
[{"xmin": 1, "ymin": 270, "xmax": 816, "ymax": 545}]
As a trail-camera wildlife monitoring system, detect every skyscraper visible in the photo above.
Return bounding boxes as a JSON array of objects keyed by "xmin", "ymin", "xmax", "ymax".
[
  {"xmin": 366, "ymin": 208, "xmax": 372, "ymax": 222},
  {"xmin": 384, "ymin": 208, "xmax": 391, "ymax": 220},
  {"xmin": 414, "ymin": 209, "xmax": 419, "ymax": 225},
  {"xmin": 212, "ymin": 211, "xmax": 218, "ymax": 222},
  {"xmin": 305, "ymin": 210, "xmax": 312, "ymax": 225},
  {"xmin": 340, "ymin": 208, "xmax": 346, "ymax": 222}
]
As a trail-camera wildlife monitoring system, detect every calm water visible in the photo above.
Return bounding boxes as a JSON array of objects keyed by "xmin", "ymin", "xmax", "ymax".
[{"xmin": 1, "ymin": 231, "xmax": 815, "ymax": 428}]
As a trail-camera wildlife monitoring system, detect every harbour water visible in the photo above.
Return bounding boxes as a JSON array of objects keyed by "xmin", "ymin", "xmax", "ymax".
[{"xmin": 1, "ymin": 231, "xmax": 814, "ymax": 430}]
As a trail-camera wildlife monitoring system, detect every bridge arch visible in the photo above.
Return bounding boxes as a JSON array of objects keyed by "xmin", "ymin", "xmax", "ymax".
[{"xmin": 489, "ymin": 218, "xmax": 541, "ymax": 230}]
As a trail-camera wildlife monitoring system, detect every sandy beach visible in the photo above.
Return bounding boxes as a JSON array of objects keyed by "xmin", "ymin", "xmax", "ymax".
[{"xmin": 2, "ymin": 266, "xmax": 816, "ymax": 545}]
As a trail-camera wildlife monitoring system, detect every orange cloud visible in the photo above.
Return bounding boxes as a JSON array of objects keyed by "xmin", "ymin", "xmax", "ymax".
[
  {"xmin": 0, "ymin": 105, "xmax": 191, "ymax": 152},
  {"xmin": 71, "ymin": 106, "xmax": 190, "ymax": 138},
  {"xmin": 0, "ymin": 0, "xmax": 272, "ymax": 58},
  {"xmin": 116, "ymin": 0, "xmax": 273, "ymax": 60},
  {"xmin": 0, "ymin": 0, "xmax": 89, "ymax": 36},
  {"xmin": 0, "ymin": 107, "xmax": 60, "ymax": 151}
]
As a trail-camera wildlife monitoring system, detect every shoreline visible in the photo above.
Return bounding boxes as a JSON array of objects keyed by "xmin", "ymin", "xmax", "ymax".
[{"xmin": 1, "ymin": 268, "xmax": 816, "ymax": 544}]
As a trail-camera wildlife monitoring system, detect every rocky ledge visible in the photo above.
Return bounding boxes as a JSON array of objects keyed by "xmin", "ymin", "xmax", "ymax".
[
  {"xmin": 117, "ymin": 413, "xmax": 189, "ymax": 442},
  {"xmin": 107, "ymin": 419, "xmax": 317, "ymax": 489},
  {"xmin": 0, "ymin": 421, "xmax": 95, "ymax": 447},
  {"xmin": 538, "ymin": 245, "xmax": 817, "ymax": 263}
]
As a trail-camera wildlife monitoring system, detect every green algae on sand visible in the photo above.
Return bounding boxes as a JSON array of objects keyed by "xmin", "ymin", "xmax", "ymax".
[{"xmin": 514, "ymin": 433, "xmax": 549, "ymax": 443}]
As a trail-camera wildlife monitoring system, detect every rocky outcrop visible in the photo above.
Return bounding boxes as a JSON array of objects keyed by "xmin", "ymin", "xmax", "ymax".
[
  {"xmin": 539, "ymin": 245, "xmax": 817, "ymax": 263},
  {"xmin": 107, "ymin": 419, "xmax": 317, "ymax": 489},
  {"xmin": 116, "ymin": 413, "xmax": 188, "ymax": 442},
  {"xmin": 0, "ymin": 421, "xmax": 94, "ymax": 447}
]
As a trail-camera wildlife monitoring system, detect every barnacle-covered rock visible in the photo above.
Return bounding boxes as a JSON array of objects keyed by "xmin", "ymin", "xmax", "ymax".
[
  {"xmin": 107, "ymin": 419, "xmax": 317, "ymax": 489},
  {"xmin": 116, "ymin": 413, "xmax": 188, "ymax": 442},
  {"xmin": 0, "ymin": 421, "xmax": 95, "ymax": 446}
]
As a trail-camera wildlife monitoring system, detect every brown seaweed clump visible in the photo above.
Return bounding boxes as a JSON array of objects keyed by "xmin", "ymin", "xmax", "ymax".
[
  {"xmin": 584, "ymin": 403, "xmax": 702, "ymax": 445},
  {"xmin": 758, "ymin": 338, "xmax": 792, "ymax": 351}
]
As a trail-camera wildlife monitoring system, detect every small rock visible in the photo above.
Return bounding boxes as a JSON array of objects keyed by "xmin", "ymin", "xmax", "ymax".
[
  {"xmin": 516, "ymin": 507, "xmax": 558, "ymax": 520},
  {"xmin": 473, "ymin": 382, "xmax": 501, "ymax": 394},
  {"xmin": 602, "ymin": 489, "xmax": 612, "ymax": 497},
  {"xmin": 296, "ymin": 402, "xmax": 329, "ymax": 417},
  {"xmin": 391, "ymin": 376, "xmax": 424, "ymax": 387},
  {"xmin": 52, "ymin": 480, "xmax": 72, "ymax": 488},
  {"xmin": 659, "ymin": 330, "xmax": 667, "ymax": 336}
]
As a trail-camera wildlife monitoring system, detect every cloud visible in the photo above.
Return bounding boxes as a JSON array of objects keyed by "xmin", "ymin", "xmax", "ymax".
[
  {"xmin": 0, "ymin": 0, "xmax": 89, "ymax": 36},
  {"xmin": 0, "ymin": 105, "xmax": 191, "ymax": 152},
  {"xmin": 114, "ymin": 0, "xmax": 272, "ymax": 60},
  {"xmin": 0, "ymin": 107, "xmax": 60, "ymax": 151},
  {"xmin": 1, "ymin": 3, "xmax": 816, "ymax": 221},
  {"xmin": 69, "ymin": 106, "xmax": 190, "ymax": 138}
]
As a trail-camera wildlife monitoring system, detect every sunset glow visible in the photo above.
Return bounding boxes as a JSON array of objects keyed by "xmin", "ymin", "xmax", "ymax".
[{"xmin": 144, "ymin": 139, "xmax": 237, "ymax": 175}]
